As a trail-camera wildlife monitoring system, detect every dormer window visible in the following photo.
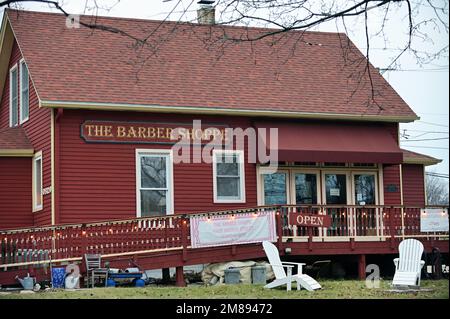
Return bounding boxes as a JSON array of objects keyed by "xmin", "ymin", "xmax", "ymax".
[{"xmin": 9, "ymin": 64, "xmax": 18, "ymax": 127}]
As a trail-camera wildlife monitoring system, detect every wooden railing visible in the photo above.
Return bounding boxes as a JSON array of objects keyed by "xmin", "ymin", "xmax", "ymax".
[
  {"xmin": 278, "ymin": 205, "xmax": 449, "ymax": 240},
  {"xmin": 0, "ymin": 215, "xmax": 187, "ymax": 269},
  {"xmin": 1, "ymin": 205, "xmax": 448, "ymax": 269}
]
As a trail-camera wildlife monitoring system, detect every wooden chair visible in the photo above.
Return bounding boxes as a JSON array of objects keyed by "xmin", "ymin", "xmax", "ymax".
[
  {"xmin": 84, "ymin": 254, "xmax": 109, "ymax": 288},
  {"xmin": 262, "ymin": 241, "xmax": 321, "ymax": 291},
  {"xmin": 392, "ymin": 239, "xmax": 425, "ymax": 288}
]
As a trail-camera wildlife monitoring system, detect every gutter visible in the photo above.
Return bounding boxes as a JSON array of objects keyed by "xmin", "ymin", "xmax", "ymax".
[{"xmin": 40, "ymin": 100, "xmax": 420, "ymax": 123}]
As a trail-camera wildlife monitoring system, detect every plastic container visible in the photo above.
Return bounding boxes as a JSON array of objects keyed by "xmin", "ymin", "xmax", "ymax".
[
  {"xmin": 251, "ymin": 266, "xmax": 267, "ymax": 285},
  {"xmin": 51, "ymin": 267, "xmax": 66, "ymax": 288},
  {"xmin": 224, "ymin": 268, "xmax": 241, "ymax": 284}
]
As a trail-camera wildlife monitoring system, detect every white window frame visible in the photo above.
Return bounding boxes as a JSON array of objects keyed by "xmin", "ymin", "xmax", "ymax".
[
  {"xmin": 321, "ymin": 170, "xmax": 352, "ymax": 205},
  {"xmin": 9, "ymin": 64, "xmax": 18, "ymax": 127},
  {"xmin": 351, "ymin": 171, "xmax": 379, "ymax": 206},
  {"xmin": 32, "ymin": 151, "xmax": 43, "ymax": 212},
  {"xmin": 258, "ymin": 168, "xmax": 290, "ymax": 206},
  {"xmin": 19, "ymin": 59, "xmax": 29, "ymax": 124},
  {"xmin": 213, "ymin": 149, "xmax": 246, "ymax": 203},
  {"xmin": 136, "ymin": 149, "xmax": 174, "ymax": 217}
]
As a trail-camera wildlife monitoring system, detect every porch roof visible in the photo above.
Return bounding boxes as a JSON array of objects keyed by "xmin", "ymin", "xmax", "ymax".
[
  {"xmin": 256, "ymin": 121, "xmax": 403, "ymax": 164},
  {"xmin": 0, "ymin": 127, "xmax": 34, "ymax": 157},
  {"xmin": 402, "ymin": 149, "xmax": 442, "ymax": 166}
]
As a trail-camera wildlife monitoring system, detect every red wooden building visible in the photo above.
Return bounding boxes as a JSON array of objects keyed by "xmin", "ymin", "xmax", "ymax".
[{"xmin": 0, "ymin": 9, "xmax": 448, "ymax": 284}]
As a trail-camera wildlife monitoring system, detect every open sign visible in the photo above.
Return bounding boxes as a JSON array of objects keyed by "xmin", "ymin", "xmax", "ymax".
[{"xmin": 288, "ymin": 213, "xmax": 332, "ymax": 227}]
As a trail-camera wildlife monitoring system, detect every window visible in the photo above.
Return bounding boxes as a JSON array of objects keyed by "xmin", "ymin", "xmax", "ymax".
[
  {"xmin": 136, "ymin": 150, "xmax": 173, "ymax": 217},
  {"xmin": 9, "ymin": 65, "xmax": 18, "ymax": 127},
  {"xmin": 213, "ymin": 150, "xmax": 245, "ymax": 203},
  {"xmin": 263, "ymin": 172, "xmax": 287, "ymax": 205},
  {"xmin": 20, "ymin": 60, "xmax": 29, "ymax": 123},
  {"xmin": 33, "ymin": 152, "xmax": 43, "ymax": 211}
]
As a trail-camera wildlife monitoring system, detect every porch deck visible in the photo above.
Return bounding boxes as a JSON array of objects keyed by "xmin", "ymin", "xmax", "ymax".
[{"xmin": 1, "ymin": 205, "xmax": 448, "ymax": 285}]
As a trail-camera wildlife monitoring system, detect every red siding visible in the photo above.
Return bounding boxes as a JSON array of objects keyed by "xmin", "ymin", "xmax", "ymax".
[
  {"xmin": 385, "ymin": 123, "xmax": 399, "ymax": 144},
  {"xmin": 58, "ymin": 110, "xmax": 257, "ymax": 223},
  {"xmin": 402, "ymin": 164, "xmax": 425, "ymax": 206},
  {"xmin": 0, "ymin": 40, "xmax": 52, "ymax": 226},
  {"xmin": 0, "ymin": 158, "xmax": 33, "ymax": 229},
  {"xmin": 383, "ymin": 164, "xmax": 402, "ymax": 205}
]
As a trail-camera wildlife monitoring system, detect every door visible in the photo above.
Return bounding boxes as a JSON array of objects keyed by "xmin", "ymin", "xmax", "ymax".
[
  {"xmin": 292, "ymin": 171, "xmax": 320, "ymax": 205},
  {"xmin": 322, "ymin": 172, "xmax": 350, "ymax": 236},
  {"xmin": 137, "ymin": 150, "xmax": 173, "ymax": 216},
  {"xmin": 352, "ymin": 172, "xmax": 379, "ymax": 236}
]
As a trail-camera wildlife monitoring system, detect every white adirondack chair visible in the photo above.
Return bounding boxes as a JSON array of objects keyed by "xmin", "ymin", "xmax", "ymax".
[
  {"xmin": 392, "ymin": 239, "xmax": 426, "ymax": 288},
  {"xmin": 262, "ymin": 241, "xmax": 321, "ymax": 291}
]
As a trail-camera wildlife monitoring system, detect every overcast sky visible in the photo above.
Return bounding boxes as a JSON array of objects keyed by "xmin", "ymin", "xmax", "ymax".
[{"xmin": 1, "ymin": 0, "xmax": 448, "ymax": 178}]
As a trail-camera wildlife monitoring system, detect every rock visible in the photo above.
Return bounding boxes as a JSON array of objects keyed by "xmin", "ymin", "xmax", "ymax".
[{"xmin": 19, "ymin": 290, "xmax": 35, "ymax": 294}]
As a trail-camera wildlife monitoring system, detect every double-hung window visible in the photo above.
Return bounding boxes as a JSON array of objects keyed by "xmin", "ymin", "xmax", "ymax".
[
  {"xmin": 213, "ymin": 150, "xmax": 245, "ymax": 203},
  {"xmin": 136, "ymin": 150, "xmax": 173, "ymax": 217},
  {"xmin": 9, "ymin": 65, "xmax": 18, "ymax": 127},
  {"xmin": 33, "ymin": 152, "xmax": 43, "ymax": 211},
  {"xmin": 20, "ymin": 60, "xmax": 29, "ymax": 123}
]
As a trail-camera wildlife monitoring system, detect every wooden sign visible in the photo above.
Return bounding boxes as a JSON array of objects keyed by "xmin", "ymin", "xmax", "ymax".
[
  {"xmin": 81, "ymin": 120, "xmax": 230, "ymax": 145},
  {"xmin": 288, "ymin": 213, "xmax": 332, "ymax": 227}
]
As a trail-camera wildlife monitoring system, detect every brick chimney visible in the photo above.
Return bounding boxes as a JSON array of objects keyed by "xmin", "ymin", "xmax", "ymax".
[{"xmin": 197, "ymin": 0, "xmax": 215, "ymax": 25}]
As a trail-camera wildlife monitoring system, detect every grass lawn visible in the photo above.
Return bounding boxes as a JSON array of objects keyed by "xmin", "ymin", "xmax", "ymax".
[{"xmin": 1, "ymin": 279, "xmax": 448, "ymax": 299}]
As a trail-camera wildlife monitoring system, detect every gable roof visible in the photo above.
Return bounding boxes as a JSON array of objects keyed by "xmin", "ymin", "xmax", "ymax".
[
  {"xmin": 2, "ymin": 9, "xmax": 418, "ymax": 122},
  {"xmin": 0, "ymin": 127, "xmax": 34, "ymax": 156},
  {"xmin": 402, "ymin": 149, "xmax": 442, "ymax": 166}
]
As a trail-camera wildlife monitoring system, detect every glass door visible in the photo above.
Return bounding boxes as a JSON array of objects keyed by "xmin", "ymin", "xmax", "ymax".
[
  {"xmin": 293, "ymin": 172, "xmax": 319, "ymax": 205},
  {"xmin": 322, "ymin": 173, "xmax": 350, "ymax": 236},
  {"xmin": 292, "ymin": 171, "xmax": 320, "ymax": 236},
  {"xmin": 352, "ymin": 172, "xmax": 379, "ymax": 236}
]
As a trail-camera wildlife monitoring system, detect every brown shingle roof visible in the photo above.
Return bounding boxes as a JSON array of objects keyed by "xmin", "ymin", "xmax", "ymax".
[
  {"xmin": 402, "ymin": 149, "xmax": 441, "ymax": 166},
  {"xmin": 0, "ymin": 127, "xmax": 34, "ymax": 156},
  {"xmin": 6, "ymin": 9, "xmax": 418, "ymax": 121}
]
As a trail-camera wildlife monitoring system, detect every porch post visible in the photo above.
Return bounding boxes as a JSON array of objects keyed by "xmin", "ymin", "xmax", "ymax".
[
  {"xmin": 358, "ymin": 254, "xmax": 366, "ymax": 280},
  {"xmin": 175, "ymin": 266, "xmax": 186, "ymax": 287}
]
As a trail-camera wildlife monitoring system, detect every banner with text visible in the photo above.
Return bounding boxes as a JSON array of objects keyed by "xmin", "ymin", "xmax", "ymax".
[{"xmin": 190, "ymin": 211, "xmax": 277, "ymax": 248}]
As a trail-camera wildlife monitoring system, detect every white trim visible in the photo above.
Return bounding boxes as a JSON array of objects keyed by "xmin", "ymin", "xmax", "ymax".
[
  {"xmin": 378, "ymin": 165, "xmax": 385, "ymax": 205},
  {"xmin": 321, "ymin": 171, "xmax": 351, "ymax": 205},
  {"xmin": 32, "ymin": 151, "xmax": 43, "ymax": 212},
  {"xmin": 9, "ymin": 63, "xmax": 18, "ymax": 127},
  {"xmin": 350, "ymin": 171, "xmax": 379, "ymax": 206},
  {"xmin": 258, "ymin": 167, "xmax": 290, "ymax": 205},
  {"xmin": 135, "ymin": 149, "xmax": 174, "ymax": 217},
  {"xmin": 19, "ymin": 59, "xmax": 29, "ymax": 124},
  {"xmin": 212, "ymin": 149, "xmax": 246, "ymax": 203},
  {"xmin": 39, "ymin": 100, "xmax": 419, "ymax": 123}
]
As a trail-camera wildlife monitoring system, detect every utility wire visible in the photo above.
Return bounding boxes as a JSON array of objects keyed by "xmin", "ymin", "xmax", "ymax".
[
  {"xmin": 417, "ymin": 121, "xmax": 449, "ymax": 128},
  {"xmin": 400, "ymin": 137, "xmax": 449, "ymax": 142},
  {"xmin": 426, "ymin": 173, "xmax": 449, "ymax": 179},
  {"xmin": 402, "ymin": 145, "xmax": 449, "ymax": 150}
]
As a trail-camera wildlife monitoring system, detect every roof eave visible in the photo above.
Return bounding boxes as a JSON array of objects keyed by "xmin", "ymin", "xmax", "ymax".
[
  {"xmin": 0, "ymin": 149, "xmax": 34, "ymax": 157},
  {"xmin": 40, "ymin": 100, "xmax": 420, "ymax": 123},
  {"xmin": 403, "ymin": 157, "xmax": 443, "ymax": 166}
]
